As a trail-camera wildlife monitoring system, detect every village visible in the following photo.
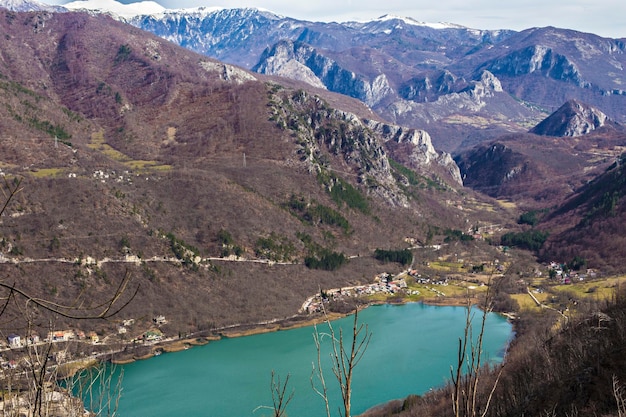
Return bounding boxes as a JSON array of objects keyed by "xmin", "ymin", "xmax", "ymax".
[
  {"xmin": 0, "ymin": 267, "xmax": 456, "ymax": 367},
  {"xmin": 0, "ymin": 256, "xmax": 609, "ymax": 373},
  {"xmin": 300, "ymin": 271, "xmax": 451, "ymax": 314}
]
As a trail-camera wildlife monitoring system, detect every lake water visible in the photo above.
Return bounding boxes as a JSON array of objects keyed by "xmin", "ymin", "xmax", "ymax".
[{"xmin": 91, "ymin": 303, "xmax": 512, "ymax": 417}]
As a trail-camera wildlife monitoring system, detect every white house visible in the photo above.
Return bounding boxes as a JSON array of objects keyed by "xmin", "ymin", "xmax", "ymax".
[{"xmin": 7, "ymin": 334, "xmax": 21, "ymax": 348}]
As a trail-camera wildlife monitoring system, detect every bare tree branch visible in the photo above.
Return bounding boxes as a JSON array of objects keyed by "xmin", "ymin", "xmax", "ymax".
[
  {"xmin": 0, "ymin": 270, "xmax": 138, "ymax": 320},
  {"xmin": 313, "ymin": 302, "xmax": 371, "ymax": 417}
]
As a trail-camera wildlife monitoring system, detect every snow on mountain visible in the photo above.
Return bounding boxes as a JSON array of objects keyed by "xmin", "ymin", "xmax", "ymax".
[
  {"xmin": 63, "ymin": 0, "xmax": 165, "ymax": 18},
  {"xmin": 371, "ymin": 14, "xmax": 467, "ymax": 30},
  {"xmin": 26, "ymin": 0, "xmax": 280, "ymax": 21},
  {"xmin": 151, "ymin": 6, "xmax": 223, "ymax": 19},
  {"xmin": 0, "ymin": 0, "xmax": 64, "ymax": 12}
]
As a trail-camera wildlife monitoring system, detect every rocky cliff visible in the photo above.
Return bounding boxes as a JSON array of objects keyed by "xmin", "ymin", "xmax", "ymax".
[
  {"xmin": 529, "ymin": 99, "xmax": 619, "ymax": 136},
  {"xmin": 254, "ymin": 40, "xmax": 395, "ymax": 108}
]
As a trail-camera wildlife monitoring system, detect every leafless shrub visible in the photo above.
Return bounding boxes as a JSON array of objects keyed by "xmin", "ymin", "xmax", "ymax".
[
  {"xmin": 255, "ymin": 370, "xmax": 295, "ymax": 417},
  {"xmin": 311, "ymin": 305, "xmax": 371, "ymax": 417},
  {"xmin": 450, "ymin": 279, "xmax": 504, "ymax": 417},
  {"xmin": 0, "ymin": 178, "xmax": 133, "ymax": 416}
]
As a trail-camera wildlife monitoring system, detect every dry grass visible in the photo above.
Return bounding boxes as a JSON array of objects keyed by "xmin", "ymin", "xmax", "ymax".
[
  {"xmin": 428, "ymin": 261, "xmax": 465, "ymax": 272},
  {"xmin": 511, "ymin": 293, "xmax": 543, "ymax": 310},
  {"xmin": 29, "ymin": 168, "xmax": 67, "ymax": 178},
  {"xmin": 496, "ymin": 199, "xmax": 517, "ymax": 209},
  {"xmin": 124, "ymin": 160, "xmax": 172, "ymax": 172},
  {"xmin": 552, "ymin": 276, "xmax": 624, "ymax": 301},
  {"xmin": 89, "ymin": 130, "xmax": 172, "ymax": 172},
  {"xmin": 56, "ymin": 358, "xmax": 99, "ymax": 379}
]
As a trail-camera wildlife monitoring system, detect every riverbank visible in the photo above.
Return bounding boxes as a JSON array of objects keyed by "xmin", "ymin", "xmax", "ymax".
[
  {"xmin": 106, "ymin": 290, "xmax": 484, "ymax": 366},
  {"xmin": 95, "ymin": 302, "xmax": 515, "ymax": 417},
  {"xmin": 108, "ymin": 312, "xmax": 345, "ymax": 364},
  {"xmin": 103, "ymin": 270, "xmax": 497, "ymax": 365}
]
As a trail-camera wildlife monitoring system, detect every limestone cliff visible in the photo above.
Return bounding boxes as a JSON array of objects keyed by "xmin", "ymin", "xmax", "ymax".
[
  {"xmin": 365, "ymin": 120, "xmax": 463, "ymax": 186},
  {"xmin": 529, "ymin": 99, "xmax": 618, "ymax": 137}
]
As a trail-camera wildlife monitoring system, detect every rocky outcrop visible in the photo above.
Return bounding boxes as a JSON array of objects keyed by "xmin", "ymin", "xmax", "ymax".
[
  {"xmin": 480, "ymin": 45, "xmax": 588, "ymax": 87},
  {"xmin": 254, "ymin": 40, "xmax": 394, "ymax": 107},
  {"xmin": 399, "ymin": 70, "xmax": 467, "ymax": 102},
  {"xmin": 268, "ymin": 89, "xmax": 410, "ymax": 207},
  {"xmin": 251, "ymin": 41, "xmax": 326, "ymax": 88},
  {"xmin": 529, "ymin": 99, "xmax": 613, "ymax": 136},
  {"xmin": 198, "ymin": 60, "xmax": 257, "ymax": 84},
  {"xmin": 385, "ymin": 70, "xmax": 512, "ymax": 127},
  {"xmin": 365, "ymin": 120, "xmax": 463, "ymax": 185}
]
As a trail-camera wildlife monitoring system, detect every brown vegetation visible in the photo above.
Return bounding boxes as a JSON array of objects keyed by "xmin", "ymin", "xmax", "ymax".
[{"xmin": 362, "ymin": 286, "xmax": 626, "ymax": 417}]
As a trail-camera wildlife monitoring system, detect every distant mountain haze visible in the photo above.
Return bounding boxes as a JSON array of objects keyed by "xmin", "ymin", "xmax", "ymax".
[{"xmin": 2, "ymin": 0, "xmax": 625, "ymax": 152}]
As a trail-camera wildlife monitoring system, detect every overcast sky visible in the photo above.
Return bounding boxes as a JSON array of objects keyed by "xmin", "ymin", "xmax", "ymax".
[{"xmin": 49, "ymin": 0, "xmax": 626, "ymax": 38}]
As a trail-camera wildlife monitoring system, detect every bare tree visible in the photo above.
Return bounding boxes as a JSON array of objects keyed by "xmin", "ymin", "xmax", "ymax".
[
  {"xmin": 65, "ymin": 363, "xmax": 124, "ymax": 417},
  {"xmin": 256, "ymin": 370, "xmax": 295, "ymax": 417},
  {"xmin": 0, "ymin": 177, "xmax": 136, "ymax": 416},
  {"xmin": 450, "ymin": 283, "xmax": 503, "ymax": 417},
  {"xmin": 311, "ymin": 306, "xmax": 371, "ymax": 417}
]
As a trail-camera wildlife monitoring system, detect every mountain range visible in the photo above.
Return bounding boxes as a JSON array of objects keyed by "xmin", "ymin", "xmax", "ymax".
[
  {"xmin": 0, "ymin": 2, "xmax": 625, "ymax": 416},
  {"xmin": 0, "ymin": 7, "xmax": 508, "ymax": 337},
  {"xmin": 0, "ymin": 0, "xmax": 622, "ymax": 326},
  {"xmin": 4, "ymin": 0, "xmax": 626, "ymax": 152},
  {"xmin": 45, "ymin": 0, "xmax": 626, "ymax": 152}
]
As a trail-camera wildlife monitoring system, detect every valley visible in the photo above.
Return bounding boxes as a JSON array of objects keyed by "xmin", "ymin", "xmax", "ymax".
[{"xmin": 0, "ymin": 2, "xmax": 624, "ymax": 416}]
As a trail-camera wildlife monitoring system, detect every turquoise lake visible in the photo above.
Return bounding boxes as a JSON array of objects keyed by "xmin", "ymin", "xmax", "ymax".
[{"xmin": 95, "ymin": 303, "xmax": 512, "ymax": 417}]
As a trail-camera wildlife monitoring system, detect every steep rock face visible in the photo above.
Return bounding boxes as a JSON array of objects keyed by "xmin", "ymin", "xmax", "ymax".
[
  {"xmin": 249, "ymin": 41, "xmax": 325, "ymax": 88},
  {"xmin": 268, "ymin": 89, "xmax": 410, "ymax": 207},
  {"xmin": 399, "ymin": 70, "xmax": 467, "ymax": 102},
  {"xmin": 480, "ymin": 45, "xmax": 587, "ymax": 87},
  {"xmin": 255, "ymin": 40, "xmax": 394, "ymax": 107},
  {"xmin": 467, "ymin": 70, "xmax": 504, "ymax": 96},
  {"xmin": 128, "ymin": 8, "xmax": 301, "ymax": 68},
  {"xmin": 529, "ymin": 99, "xmax": 613, "ymax": 136},
  {"xmin": 365, "ymin": 120, "xmax": 463, "ymax": 185},
  {"xmin": 386, "ymin": 70, "xmax": 511, "ymax": 124}
]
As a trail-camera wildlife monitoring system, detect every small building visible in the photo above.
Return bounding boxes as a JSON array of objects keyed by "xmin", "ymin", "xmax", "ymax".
[
  {"xmin": 47, "ymin": 330, "xmax": 74, "ymax": 342},
  {"xmin": 153, "ymin": 315, "xmax": 167, "ymax": 325},
  {"xmin": 88, "ymin": 332, "xmax": 99, "ymax": 344},
  {"xmin": 144, "ymin": 330, "xmax": 163, "ymax": 342},
  {"xmin": 7, "ymin": 334, "xmax": 21, "ymax": 348}
]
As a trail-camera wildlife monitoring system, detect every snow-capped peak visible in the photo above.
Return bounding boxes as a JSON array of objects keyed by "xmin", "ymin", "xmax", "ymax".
[
  {"xmin": 63, "ymin": 0, "xmax": 165, "ymax": 18},
  {"xmin": 371, "ymin": 14, "xmax": 468, "ymax": 30},
  {"xmin": 156, "ymin": 6, "xmax": 224, "ymax": 18},
  {"xmin": 152, "ymin": 6, "xmax": 282, "ymax": 20},
  {"xmin": 0, "ymin": 0, "xmax": 65, "ymax": 12}
]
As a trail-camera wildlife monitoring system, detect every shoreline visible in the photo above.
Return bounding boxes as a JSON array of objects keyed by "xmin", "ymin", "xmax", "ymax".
[{"xmin": 107, "ymin": 294, "xmax": 492, "ymax": 366}]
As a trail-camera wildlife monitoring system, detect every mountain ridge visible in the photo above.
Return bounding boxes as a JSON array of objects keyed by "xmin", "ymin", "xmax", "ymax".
[
  {"xmin": 1, "ymin": 6, "xmax": 626, "ymax": 417},
  {"xmin": 6, "ymin": 1, "xmax": 626, "ymax": 152},
  {"xmin": 529, "ymin": 99, "xmax": 620, "ymax": 137},
  {"xmin": 0, "ymin": 10, "xmax": 508, "ymax": 339}
]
